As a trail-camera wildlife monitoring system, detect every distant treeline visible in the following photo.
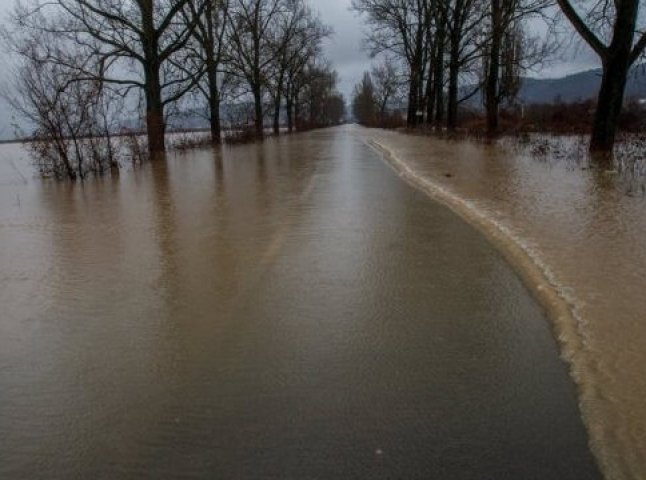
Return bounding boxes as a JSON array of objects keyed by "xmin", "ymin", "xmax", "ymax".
[
  {"xmin": 2, "ymin": 0, "xmax": 346, "ymax": 180},
  {"xmin": 350, "ymin": 0, "xmax": 646, "ymax": 159}
]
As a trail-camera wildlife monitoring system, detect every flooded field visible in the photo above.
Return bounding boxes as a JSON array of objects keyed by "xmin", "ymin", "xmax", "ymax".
[
  {"xmin": 364, "ymin": 127, "xmax": 646, "ymax": 480},
  {"xmin": 0, "ymin": 127, "xmax": 598, "ymax": 478}
]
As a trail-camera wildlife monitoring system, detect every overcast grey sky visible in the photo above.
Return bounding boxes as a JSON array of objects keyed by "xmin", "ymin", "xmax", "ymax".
[
  {"xmin": 0, "ymin": 0, "xmax": 599, "ymax": 138},
  {"xmin": 315, "ymin": 0, "xmax": 371, "ymax": 99}
]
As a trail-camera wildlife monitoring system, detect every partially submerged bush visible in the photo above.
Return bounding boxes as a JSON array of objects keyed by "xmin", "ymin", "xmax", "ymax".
[
  {"xmin": 122, "ymin": 131, "xmax": 149, "ymax": 166},
  {"xmin": 503, "ymin": 132, "xmax": 646, "ymax": 196},
  {"xmin": 354, "ymin": 112, "xmax": 406, "ymax": 130},
  {"xmin": 224, "ymin": 127, "xmax": 262, "ymax": 145},
  {"xmin": 28, "ymin": 134, "xmax": 118, "ymax": 180},
  {"xmin": 6, "ymin": 29, "xmax": 128, "ymax": 180},
  {"xmin": 169, "ymin": 131, "xmax": 213, "ymax": 151},
  {"xmin": 499, "ymin": 99, "xmax": 646, "ymax": 135}
]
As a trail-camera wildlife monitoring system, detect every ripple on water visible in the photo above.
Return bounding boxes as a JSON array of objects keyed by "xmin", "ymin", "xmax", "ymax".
[{"xmin": 366, "ymin": 128, "xmax": 646, "ymax": 480}]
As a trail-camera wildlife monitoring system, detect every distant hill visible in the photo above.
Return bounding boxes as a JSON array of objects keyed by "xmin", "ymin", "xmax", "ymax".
[
  {"xmin": 517, "ymin": 67, "xmax": 646, "ymax": 104},
  {"xmin": 464, "ymin": 67, "xmax": 646, "ymax": 108}
]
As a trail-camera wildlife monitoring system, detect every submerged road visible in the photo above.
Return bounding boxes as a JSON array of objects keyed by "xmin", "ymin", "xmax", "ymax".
[{"xmin": 0, "ymin": 126, "xmax": 599, "ymax": 478}]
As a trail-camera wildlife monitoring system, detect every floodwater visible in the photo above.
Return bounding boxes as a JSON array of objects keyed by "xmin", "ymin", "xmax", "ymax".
[
  {"xmin": 363, "ymin": 127, "xmax": 646, "ymax": 480},
  {"xmin": 0, "ymin": 126, "xmax": 599, "ymax": 479}
]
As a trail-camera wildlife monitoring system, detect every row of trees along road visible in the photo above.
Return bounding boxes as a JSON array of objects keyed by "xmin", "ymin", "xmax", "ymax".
[
  {"xmin": 3, "ymin": 0, "xmax": 344, "ymax": 176},
  {"xmin": 352, "ymin": 0, "xmax": 646, "ymax": 156}
]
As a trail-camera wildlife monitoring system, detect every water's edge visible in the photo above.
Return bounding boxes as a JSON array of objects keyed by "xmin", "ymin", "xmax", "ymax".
[{"xmin": 367, "ymin": 138, "xmax": 605, "ymax": 477}]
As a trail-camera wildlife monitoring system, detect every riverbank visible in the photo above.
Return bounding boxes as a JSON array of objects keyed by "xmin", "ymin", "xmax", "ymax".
[{"xmin": 359, "ymin": 126, "xmax": 646, "ymax": 480}]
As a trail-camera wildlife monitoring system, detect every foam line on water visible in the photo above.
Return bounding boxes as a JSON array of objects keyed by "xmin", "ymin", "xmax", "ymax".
[{"xmin": 366, "ymin": 138, "xmax": 609, "ymax": 477}]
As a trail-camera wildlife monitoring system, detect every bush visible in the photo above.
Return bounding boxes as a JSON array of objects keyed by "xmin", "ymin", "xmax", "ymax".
[{"xmin": 224, "ymin": 127, "xmax": 262, "ymax": 145}]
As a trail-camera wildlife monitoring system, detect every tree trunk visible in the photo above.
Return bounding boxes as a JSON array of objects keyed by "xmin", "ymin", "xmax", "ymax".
[
  {"xmin": 253, "ymin": 85, "xmax": 264, "ymax": 139},
  {"xmin": 485, "ymin": 0, "xmax": 502, "ymax": 136},
  {"xmin": 407, "ymin": 66, "xmax": 420, "ymax": 127},
  {"xmin": 55, "ymin": 134, "xmax": 76, "ymax": 181},
  {"xmin": 446, "ymin": 40, "xmax": 459, "ymax": 131},
  {"xmin": 433, "ymin": 21, "xmax": 446, "ymax": 128},
  {"xmin": 286, "ymin": 95, "xmax": 294, "ymax": 133},
  {"xmin": 206, "ymin": 56, "xmax": 221, "ymax": 144},
  {"xmin": 425, "ymin": 43, "xmax": 436, "ymax": 124},
  {"xmin": 591, "ymin": 62, "xmax": 630, "ymax": 154},
  {"xmin": 294, "ymin": 86, "xmax": 303, "ymax": 130},
  {"xmin": 142, "ymin": 1, "xmax": 165, "ymax": 157},
  {"xmin": 209, "ymin": 89, "xmax": 222, "ymax": 145},
  {"xmin": 273, "ymin": 92, "xmax": 281, "ymax": 135},
  {"xmin": 145, "ymin": 64, "xmax": 166, "ymax": 157},
  {"xmin": 272, "ymin": 69, "xmax": 285, "ymax": 135},
  {"xmin": 204, "ymin": 1, "xmax": 221, "ymax": 145},
  {"xmin": 589, "ymin": 1, "xmax": 639, "ymax": 155}
]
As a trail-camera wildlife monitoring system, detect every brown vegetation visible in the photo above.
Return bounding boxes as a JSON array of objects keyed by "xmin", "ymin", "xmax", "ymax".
[{"xmin": 402, "ymin": 98, "xmax": 646, "ymax": 144}]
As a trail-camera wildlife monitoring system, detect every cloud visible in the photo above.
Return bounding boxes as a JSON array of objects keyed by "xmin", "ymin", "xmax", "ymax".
[{"xmin": 315, "ymin": 0, "xmax": 371, "ymax": 99}]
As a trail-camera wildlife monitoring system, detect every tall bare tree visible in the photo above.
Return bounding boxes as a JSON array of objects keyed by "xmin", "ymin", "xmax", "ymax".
[
  {"xmin": 225, "ymin": 0, "xmax": 287, "ymax": 138},
  {"xmin": 372, "ymin": 58, "xmax": 404, "ymax": 119},
  {"xmin": 287, "ymin": 51, "xmax": 317, "ymax": 131},
  {"xmin": 557, "ymin": 0, "xmax": 646, "ymax": 154},
  {"xmin": 267, "ymin": 1, "xmax": 331, "ymax": 135},
  {"xmin": 185, "ymin": 0, "xmax": 231, "ymax": 144},
  {"xmin": 282, "ymin": 33, "xmax": 326, "ymax": 132},
  {"xmin": 354, "ymin": 0, "xmax": 557, "ymax": 132},
  {"xmin": 4, "ymin": 26, "xmax": 119, "ymax": 180},
  {"xmin": 352, "ymin": 0, "xmax": 432, "ymax": 127},
  {"xmin": 482, "ymin": 0, "xmax": 550, "ymax": 135},
  {"xmin": 14, "ymin": 0, "xmax": 209, "ymax": 156},
  {"xmin": 352, "ymin": 72, "xmax": 378, "ymax": 125},
  {"xmin": 425, "ymin": 0, "xmax": 446, "ymax": 126},
  {"xmin": 299, "ymin": 61, "xmax": 345, "ymax": 128},
  {"xmin": 439, "ymin": 0, "xmax": 487, "ymax": 130}
]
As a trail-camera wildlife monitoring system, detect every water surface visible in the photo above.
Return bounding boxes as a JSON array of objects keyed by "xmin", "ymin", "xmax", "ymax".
[
  {"xmin": 364, "ymin": 127, "xmax": 646, "ymax": 479},
  {"xmin": 0, "ymin": 127, "xmax": 598, "ymax": 478}
]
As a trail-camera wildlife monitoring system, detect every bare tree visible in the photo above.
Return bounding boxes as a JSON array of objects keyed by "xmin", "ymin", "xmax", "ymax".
[
  {"xmin": 352, "ymin": 0, "xmax": 432, "ymax": 127},
  {"xmin": 425, "ymin": 0, "xmax": 447, "ymax": 126},
  {"xmin": 557, "ymin": 0, "xmax": 646, "ymax": 154},
  {"xmin": 372, "ymin": 58, "xmax": 404, "ymax": 119},
  {"xmin": 287, "ymin": 53, "xmax": 314, "ymax": 131},
  {"xmin": 438, "ymin": 0, "xmax": 487, "ymax": 130},
  {"xmin": 283, "ymin": 36, "xmax": 324, "ymax": 132},
  {"xmin": 352, "ymin": 72, "xmax": 378, "ymax": 125},
  {"xmin": 13, "ymin": 0, "xmax": 209, "ymax": 157},
  {"xmin": 225, "ymin": 0, "xmax": 287, "ymax": 138},
  {"xmin": 4, "ymin": 27, "xmax": 119, "ymax": 180},
  {"xmin": 482, "ymin": 0, "xmax": 551, "ymax": 135},
  {"xmin": 353, "ymin": 59, "xmax": 405, "ymax": 127},
  {"xmin": 183, "ymin": 0, "xmax": 231, "ymax": 144},
  {"xmin": 352, "ymin": 0, "xmax": 558, "ymax": 132},
  {"xmin": 267, "ymin": 1, "xmax": 331, "ymax": 135},
  {"xmin": 299, "ymin": 61, "xmax": 345, "ymax": 128}
]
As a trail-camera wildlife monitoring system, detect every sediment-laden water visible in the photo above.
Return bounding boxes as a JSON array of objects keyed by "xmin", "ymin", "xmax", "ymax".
[
  {"xmin": 362, "ymin": 127, "xmax": 646, "ymax": 480},
  {"xmin": 0, "ymin": 127, "xmax": 598, "ymax": 478}
]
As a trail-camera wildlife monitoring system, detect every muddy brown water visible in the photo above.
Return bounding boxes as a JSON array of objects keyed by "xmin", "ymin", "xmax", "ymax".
[
  {"xmin": 363, "ymin": 126, "xmax": 646, "ymax": 480},
  {"xmin": 0, "ymin": 127, "xmax": 599, "ymax": 478}
]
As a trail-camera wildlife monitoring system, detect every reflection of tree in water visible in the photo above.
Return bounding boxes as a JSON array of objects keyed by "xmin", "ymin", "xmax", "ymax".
[{"xmin": 150, "ymin": 156, "xmax": 180, "ymax": 308}]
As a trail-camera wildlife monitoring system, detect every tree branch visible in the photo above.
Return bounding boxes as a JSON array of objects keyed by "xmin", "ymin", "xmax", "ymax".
[{"xmin": 556, "ymin": 0, "xmax": 607, "ymax": 58}]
